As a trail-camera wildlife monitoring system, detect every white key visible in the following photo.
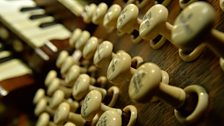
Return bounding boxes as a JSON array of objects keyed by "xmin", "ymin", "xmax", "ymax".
[
  {"xmin": 0, "ymin": 59, "xmax": 32, "ymax": 81},
  {"xmin": 0, "ymin": 0, "xmax": 40, "ymax": 27},
  {"xmin": 0, "ymin": 0, "xmax": 37, "ymax": 20},
  {"xmin": 0, "ymin": 9, "xmax": 46, "ymax": 35},
  {"xmin": 58, "ymin": 0, "xmax": 84, "ymax": 16},
  {"xmin": 0, "ymin": 51, "xmax": 11, "ymax": 59},
  {"xmin": 23, "ymin": 24, "xmax": 71, "ymax": 47},
  {"xmin": 0, "ymin": 0, "xmax": 35, "ymax": 13},
  {"xmin": 13, "ymin": 16, "xmax": 54, "ymax": 31},
  {"xmin": 1, "ymin": 9, "xmax": 45, "ymax": 22}
]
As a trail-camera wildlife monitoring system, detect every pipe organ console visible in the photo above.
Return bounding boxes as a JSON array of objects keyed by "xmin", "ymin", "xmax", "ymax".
[{"xmin": 0, "ymin": 0, "xmax": 224, "ymax": 126}]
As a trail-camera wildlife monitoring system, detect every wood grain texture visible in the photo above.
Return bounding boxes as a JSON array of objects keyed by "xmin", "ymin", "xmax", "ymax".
[{"xmin": 92, "ymin": 0, "xmax": 224, "ymax": 126}]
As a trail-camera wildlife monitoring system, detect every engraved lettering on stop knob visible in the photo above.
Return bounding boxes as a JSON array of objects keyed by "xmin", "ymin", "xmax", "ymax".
[
  {"xmin": 81, "ymin": 96, "xmax": 91, "ymax": 116},
  {"xmin": 97, "ymin": 115, "xmax": 107, "ymax": 126},
  {"xmin": 179, "ymin": 13, "xmax": 193, "ymax": 34},
  {"xmin": 111, "ymin": 59, "xmax": 118, "ymax": 72},
  {"xmin": 132, "ymin": 71, "xmax": 145, "ymax": 93}
]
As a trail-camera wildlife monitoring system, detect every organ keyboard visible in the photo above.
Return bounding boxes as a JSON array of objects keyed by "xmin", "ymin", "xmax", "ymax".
[
  {"xmin": 0, "ymin": 0, "xmax": 70, "ymax": 48},
  {"xmin": 0, "ymin": 42, "xmax": 32, "ymax": 97}
]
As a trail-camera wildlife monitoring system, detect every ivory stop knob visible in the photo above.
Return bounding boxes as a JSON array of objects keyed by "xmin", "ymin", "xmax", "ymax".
[
  {"xmin": 93, "ymin": 41, "xmax": 113, "ymax": 68},
  {"xmin": 54, "ymin": 102, "xmax": 86, "ymax": 125},
  {"xmin": 139, "ymin": 4, "xmax": 169, "ymax": 41},
  {"xmin": 117, "ymin": 4, "xmax": 139, "ymax": 34},
  {"xmin": 96, "ymin": 105, "xmax": 137, "ymax": 126},
  {"xmin": 171, "ymin": 2, "xmax": 216, "ymax": 53},
  {"xmin": 36, "ymin": 112, "xmax": 56, "ymax": 126},
  {"xmin": 129, "ymin": 63, "xmax": 162, "ymax": 102},
  {"xmin": 107, "ymin": 50, "xmax": 132, "ymax": 84},
  {"xmin": 56, "ymin": 50, "xmax": 69, "ymax": 68},
  {"xmin": 47, "ymin": 78, "xmax": 71, "ymax": 97},
  {"xmin": 83, "ymin": 36, "xmax": 99, "ymax": 60},
  {"xmin": 92, "ymin": 3, "xmax": 108, "ymax": 24},
  {"xmin": 64, "ymin": 65, "xmax": 82, "ymax": 87},
  {"xmin": 129, "ymin": 62, "xmax": 209, "ymax": 124},
  {"xmin": 49, "ymin": 90, "xmax": 79, "ymax": 111},
  {"xmin": 33, "ymin": 88, "xmax": 48, "ymax": 104},
  {"xmin": 75, "ymin": 30, "xmax": 90, "ymax": 50},
  {"xmin": 103, "ymin": 4, "xmax": 122, "ymax": 30},
  {"xmin": 72, "ymin": 74, "xmax": 106, "ymax": 101},
  {"xmin": 82, "ymin": 3, "xmax": 97, "ymax": 23},
  {"xmin": 60, "ymin": 56, "xmax": 75, "ymax": 76},
  {"xmin": 172, "ymin": 1, "xmax": 224, "ymax": 63},
  {"xmin": 69, "ymin": 28, "xmax": 82, "ymax": 47},
  {"xmin": 96, "ymin": 110, "xmax": 121, "ymax": 126},
  {"xmin": 81, "ymin": 90, "xmax": 121, "ymax": 121},
  {"xmin": 44, "ymin": 70, "xmax": 57, "ymax": 86},
  {"xmin": 35, "ymin": 98, "xmax": 54, "ymax": 116}
]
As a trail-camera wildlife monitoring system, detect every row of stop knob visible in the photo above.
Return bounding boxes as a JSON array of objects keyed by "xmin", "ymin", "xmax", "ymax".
[
  {"xmin": 75, "ymin": 1, "xmax": 224, "ymax": 71},
  {"xmin": 34, "ymin": 24, "xmax": 209, "ymax": 125}
]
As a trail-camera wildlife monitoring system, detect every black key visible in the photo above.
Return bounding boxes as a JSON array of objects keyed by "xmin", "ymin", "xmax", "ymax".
[
  {"xmin": 20, "ymin": 6, "xmax": 42, "ymax": 12},
  {"xmin": 29, "ymin": 14, "xmax": 48, "ymax": 20},
  {"xmin": 39, "ymin": 21, "xmax": 58, "ymax": 28}
]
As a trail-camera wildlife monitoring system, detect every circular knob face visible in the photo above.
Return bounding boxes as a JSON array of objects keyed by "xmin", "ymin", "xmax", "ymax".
[
  {"xmin": 73, "ymin": 74, "xmax": 91, "ymax": 100},
  {"xmin": 35, "ymin": 98, "xmax": 47, "ymax": 115},
  {"xmin": 45, "ymin": 70, "xmax": 57, "ymax": 86},
  {"xmin": 75, "ymin": 31, "xmax": 90, "ymax": 50},
  {"xmin": 139, "ymin": 4, "xmax": 168, "ymax": 40},
  {"xmin": 107, "ymin": 51, "xmax": 132, "ymax": 83},
  {"xmin": 36, "ymin": 113, "xmax": 50, "ymax": 126},
  {"xmin": 50, "ymin": 90, "xmax": 65, "ymax": 109},
  {"xmin": 96, "ymin": 110, "xmax": 122, "ymax": 126},
  {"xmin": 33, "ymin": 88, "xmax": 45, "ymax": 104},
  {"xmin": 65, "ymin": 65, "xmax": 81, "ymax": 85},
  {"xmin": 129, "ymin": 63, "xmax": 162, "ymax": 102},
  {"xmin": 47, "ymin": 78, "xmax": 60, "ymax": 96},
  {"xmin": 103, "ymin": 4, "xmax": 122, "ymax": 29},
  {"xmin": 81, "ymin": 90, "xmax": 102, "ymax": 121},
  {"xmin": 82, "ymin": 4, "xmax": 97, "ymax": 23},
  {"xmin": 83, "ymin": 37, "xmax": 99, "ymax": 60},
  {"xmin": 69, "ymin": 28, "xmax": 82, "ymax": 47},
  {"xmin": 93, "ymin": 41, "xmax": 113, "ymax": 68},
  {"xmin": 171, "ymin": 2, "xmax": 215, "ymax": 50},
  {"xmin": 56, "ymin": 51, "xmax": 69, "ymax": 68},
  {"xmin": 117, "ymin": 4, "xmax": 139, "ymax": 33},
  {"xmin": 54, "ymin": 102, "xmax": 70, "ymax": 124},
  {"xmin": 92, "ymin": 3, "xmax": 108, "ymax": 24}
]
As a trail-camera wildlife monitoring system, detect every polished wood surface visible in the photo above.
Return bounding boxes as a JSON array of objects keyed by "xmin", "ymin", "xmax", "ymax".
[{"xmin": 0, "ymin": 74, "xmax": 34, "ymax": 95}]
